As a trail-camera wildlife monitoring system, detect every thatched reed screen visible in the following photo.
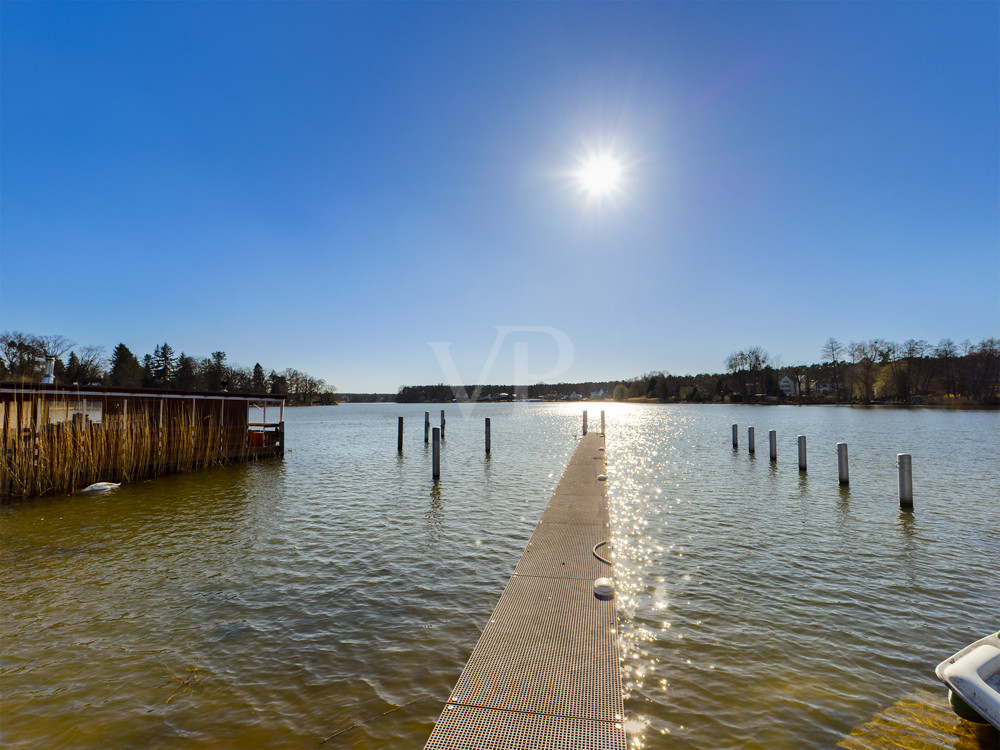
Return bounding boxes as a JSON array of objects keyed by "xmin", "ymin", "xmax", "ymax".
[{"xmin": 1, "ymin": 387, "xmax": 284, "ymax": 500}]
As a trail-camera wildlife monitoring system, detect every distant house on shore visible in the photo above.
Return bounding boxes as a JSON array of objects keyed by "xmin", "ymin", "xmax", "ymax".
[
  {"xmin": 589, "ymin": 388, "xmax": 605, "ymax": 400},
  {"xmin": 779, "ymin": 374, "xmax": 802, "ymax": 397},
  {"xmin": 814, "ymin": 379, "xmax": 837, "ymax": 395}
]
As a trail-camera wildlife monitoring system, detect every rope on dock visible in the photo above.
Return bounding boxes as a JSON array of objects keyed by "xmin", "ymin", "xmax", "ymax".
[{"xmin": 593, "ymin": 540, "xmax": 612, "ymax": 565}]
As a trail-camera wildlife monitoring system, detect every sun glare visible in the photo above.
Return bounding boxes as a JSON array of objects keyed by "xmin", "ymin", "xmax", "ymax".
[{"xmin": 578, "ymin": 155, "xmax": 623, "ymax": 197}]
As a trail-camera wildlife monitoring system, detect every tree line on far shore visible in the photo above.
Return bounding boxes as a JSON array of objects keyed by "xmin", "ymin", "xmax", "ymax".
[
  {"xmin": 395, "ymin": 336, "xmax": 999, "ymax": 406},
  {"xmin": 705, "ymin": 336, "xmax": 999, "ymax": 405},
  {"xmin": 6, "ymin": 330, "xmax": 995, "ymax": 407},
  {"xmin": 0, "ymin": 331, "xmax": 336, "ymax": 406}
]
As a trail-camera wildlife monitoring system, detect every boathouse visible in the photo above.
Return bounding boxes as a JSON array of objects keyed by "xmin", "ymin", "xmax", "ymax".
[{"xmin": 1, "ymin": 383, "xmax": 284, "ymax": 500}]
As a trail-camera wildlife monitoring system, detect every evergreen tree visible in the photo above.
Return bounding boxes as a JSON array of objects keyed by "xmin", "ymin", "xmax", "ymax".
[
  {"xmin": 65, "ymin": 351, "xmax": 82, "ymax": 383},
  {"xmin": 204, "ymin": 350, "xmax": 227, "ymax": 390},
  {"xmin": 142, "ymin": 354, "xmax": 155, "ymax": 387},
  {"xmin": 252, "ymin": 363, "xmax": 266, "ymax": 393},
  {"xmin": 53, "ymin": 357, "xmax": 67, "ymax": 384},
  {"xmin": 175, "ymin": 353, "xmax": 198, "ymax": 390},
  {"xmin": 109, "ymin": 343, "xmax": 143, "ymax": 387},
  {"xmin": 152, "ymin": 343, "xmax": 176, "ymax": 387}
]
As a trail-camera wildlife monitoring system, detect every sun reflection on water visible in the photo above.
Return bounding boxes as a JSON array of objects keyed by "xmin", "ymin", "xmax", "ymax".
[{"xmin": 607, "ymin": 404, "xmax": 999, "ymax": 749}]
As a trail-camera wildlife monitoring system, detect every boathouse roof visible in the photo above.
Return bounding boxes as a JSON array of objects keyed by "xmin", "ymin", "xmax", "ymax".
[{"xmin": 0, "ymin": 382, "xmax": 285, "ymax": 403}]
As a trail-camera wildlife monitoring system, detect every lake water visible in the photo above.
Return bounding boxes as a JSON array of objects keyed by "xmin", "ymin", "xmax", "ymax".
[{"xmin": 1, "ymin": 403, "xmax": 997, "ymax": 748}]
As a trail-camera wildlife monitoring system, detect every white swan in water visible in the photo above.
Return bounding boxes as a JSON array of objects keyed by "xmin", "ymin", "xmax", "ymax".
[{"xmin": 78, "ymin": 482, "xmax": 121, "ymax": 494}]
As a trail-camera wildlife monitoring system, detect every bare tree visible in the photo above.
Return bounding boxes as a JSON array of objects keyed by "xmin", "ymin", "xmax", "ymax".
[
  {"xmin": 848, "ymin": 340, "xmax": 879, "ymax": 402},
  {"xmin": 821, "ymin": 337, "xmax": 844, "ymax": 398},
  {"xmin": 77, "ymin": 345, "xmax": 107, "ymax": 382},
  {"xmin": 36, "ymin": 334, "xmax": 75, "ymax": 360},
  {"xmin": 227, "ymin": 366, "xmax": 252, "ymax": 392},
  {"xmin": 726, "ymin": 351, "xmax": 748, "ymax": 395},
  {"xmin": 902, "ymin": 339, "xmax": 932, "ymax": 398},
  {"xmin": 934, "ymin": 338, "xmax": 958, "ymax": 397},
  {"xmin": 726, "ymin": 347, "xmax": 771, "ymax": 396},
  {"xmin": 967, "ymin": 337, "xmax": 1000, "ymax": 401},
  {"xmin": 745, "ymin": 346, "xmax": 771, "ymax": 395}
]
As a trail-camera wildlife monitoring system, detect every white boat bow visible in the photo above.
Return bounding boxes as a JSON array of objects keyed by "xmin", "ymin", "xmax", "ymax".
[{"xmin": 936, "ymin": 631, "xmax": 1000, "ymax": 729}]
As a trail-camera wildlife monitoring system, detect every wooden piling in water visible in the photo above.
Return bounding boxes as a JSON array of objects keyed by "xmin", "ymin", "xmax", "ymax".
[
  {"xmin": 748, "ymin": 426, "xmax": 755, "ymax": 454},
  {"xmin": 432, "ymin": 427, "xmax": 440, "ymax": 479},
  {"xmin": 769, "ymin": 430, "xmax": 777, "ymax": 461},
  {"xmin": 397, "ymin": 416, "xmax": 404, "ymax": 451},
  {"xmin": 798, "ymin": 435, "xmax": 807, "ymax": 471},
  {"xmin": 732, "ymin": 423, "xmax": 738, "ymax": 448},
  {"xmin": 440, "ymin": 409, "xmax": 446, "ymax": 440},
  {"xmin": 898, "ymin": 453, "xmax": 913, "ymax": 509},
  {"xmin": 424, "ymin": 411, "xmax": 430, "ymax": 443},
  {"xmin": 485, "ymin": 417, "xmax": 491, "ymax": 454},
  {"xmin": 582, "ymin": 410, "xmax": 588, "ymax": 436},
  {"xmin": 837, "ymin": 442, "xmax": 849, "ymax": 485}
]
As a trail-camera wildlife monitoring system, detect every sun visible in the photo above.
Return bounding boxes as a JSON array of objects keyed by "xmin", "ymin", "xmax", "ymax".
[{"xmin": 577, "ymin": 154, "xmax": 623, "ymax": 197}]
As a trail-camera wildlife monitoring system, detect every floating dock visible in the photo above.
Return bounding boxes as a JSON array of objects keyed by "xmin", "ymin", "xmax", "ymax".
[{"xmin": 425, "ymin": 431, "xmax": 626, "ymax": 750}]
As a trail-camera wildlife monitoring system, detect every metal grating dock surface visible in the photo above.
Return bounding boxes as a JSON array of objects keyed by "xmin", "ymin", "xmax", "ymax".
[
  {"xmin": 425, "ymin": 432, "xmax": 626, "ymax": 750},
  {"xmin": 429, "ymin": 705, "xmax": 625, "ymax": 750},
  {"xmin": 513, "ymin": 521, "xmax": 611, "ymax": 580}
]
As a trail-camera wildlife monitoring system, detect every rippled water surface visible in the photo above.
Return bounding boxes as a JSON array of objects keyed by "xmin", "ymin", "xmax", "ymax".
[
  {"xmin": 607, "ymin": 404, "xmax": 998, "ymax": 749},
  {"xmin": 1, "ymin": 403, "xmax": 997, "ymax": 748}
]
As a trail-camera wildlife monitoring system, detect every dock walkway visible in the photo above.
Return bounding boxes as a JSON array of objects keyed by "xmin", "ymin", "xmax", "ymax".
[{"xmin": 425, "ymin": 432, "xmax": 626, "ymax": 750}]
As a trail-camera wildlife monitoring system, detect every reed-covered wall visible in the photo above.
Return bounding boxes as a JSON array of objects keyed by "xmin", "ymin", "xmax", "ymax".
[{"xmin": 1, "ymin": 387, "xmax": 283, "ymax": 500}]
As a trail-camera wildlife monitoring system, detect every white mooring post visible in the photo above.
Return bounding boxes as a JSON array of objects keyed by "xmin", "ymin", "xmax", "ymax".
[
  {"xmin": 897, "ymin": 453, "xmax": 913, "ymax": 509},
  {"xmin": 837, "ymin": 442, "xmax": 849, "ymax": 485},
  {"xmin": 769, "ymin": 430, "xmax": 777, "ymax": 461},
  {"xmin": 424, "ymin": 411, "xmax": 430, "ymax": 443},
  {"xmin": 432, "ymin": 427, "xmax": 441, "ymax": 479},
  {"xmin": 397, "ymin": 417, "xmax": 404, "ymax": 451},
  {"xmin": 600, "ymin": 410, "xmax": 605, "ymax": 435},
  {"xmin": 485, "ymin": 418, "xmax": 491, "ymax": 454},
  {"xmin": 440, "ymin": 410, "xmax": 446, "ymax": 440},
  {"xmin": 798, "ymin": 435, "xmax": 807, "ymax": 472},
  {"xmin": 748, "ymin": 426, "xmax": 755, "ymax": 454},
  {"xmin": 583, "ymin": 410, "xmax": 588, "ymax": 436},
  {"xmin": 732, "ymin": 423, "xmax": 738, "ymax": 448}
]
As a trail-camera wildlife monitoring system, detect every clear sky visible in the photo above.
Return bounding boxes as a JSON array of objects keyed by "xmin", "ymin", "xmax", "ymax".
[{"xmin": 2, "ymin": 1, "xmax": 997, "ymax": 393}]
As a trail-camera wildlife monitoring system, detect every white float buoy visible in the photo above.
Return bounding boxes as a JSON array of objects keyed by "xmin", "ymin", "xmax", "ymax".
[{"xmin": 594, "ymin": 577, "xmax": 614, "ymax": 598}]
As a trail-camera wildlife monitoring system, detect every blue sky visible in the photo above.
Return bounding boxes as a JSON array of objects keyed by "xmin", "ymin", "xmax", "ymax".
[{"xmin": 2, "ymin": 1, "xmax": 997, "ymax": 392}]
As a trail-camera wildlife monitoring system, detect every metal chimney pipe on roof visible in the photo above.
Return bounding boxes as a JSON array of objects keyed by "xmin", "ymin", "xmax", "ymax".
[{"xmin": 42, "ymin": 357, "xmax": 56, "ymax": 384}]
